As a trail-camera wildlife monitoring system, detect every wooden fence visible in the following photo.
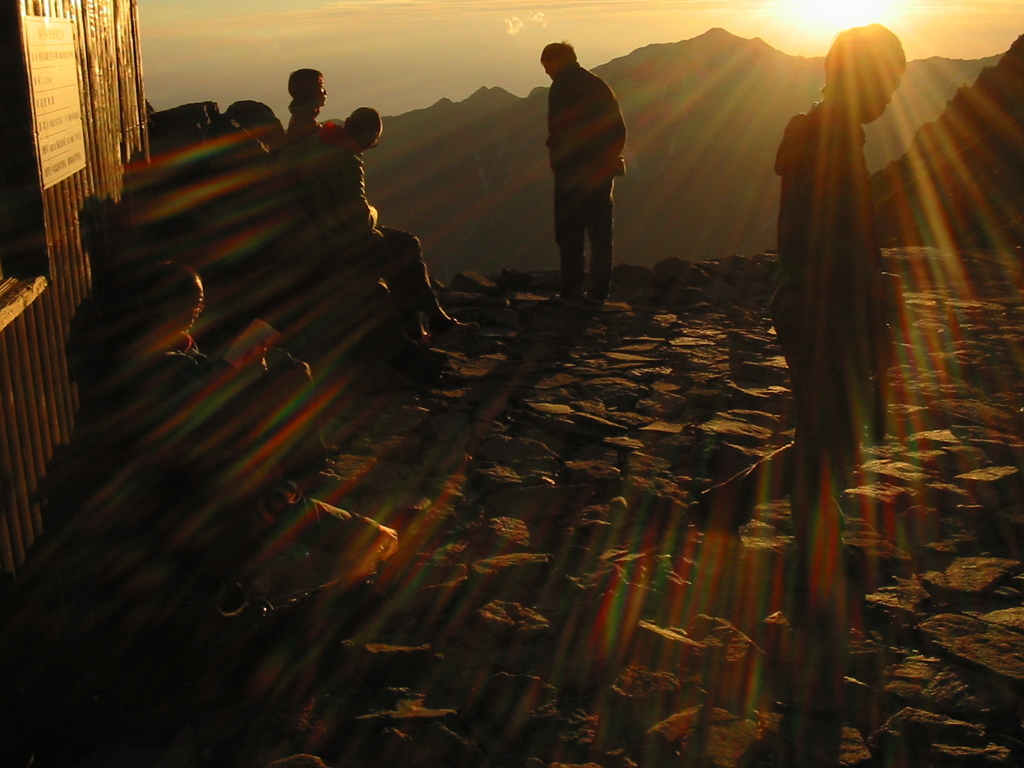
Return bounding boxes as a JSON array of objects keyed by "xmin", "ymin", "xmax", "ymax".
[{"xmin": 0, "ymin": 0, "xmax": 147, "ymax": 575}]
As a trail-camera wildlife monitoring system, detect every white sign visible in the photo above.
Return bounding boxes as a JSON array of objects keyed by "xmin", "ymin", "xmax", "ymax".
[{"xmin": 23, "ymin": 17, "xmax": 86, "ymax": 189}]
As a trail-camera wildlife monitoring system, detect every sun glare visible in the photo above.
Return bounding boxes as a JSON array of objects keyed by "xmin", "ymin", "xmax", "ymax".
[{"xmin": 785, "ymin": 0, "xmax": 896, "ymax": 35}]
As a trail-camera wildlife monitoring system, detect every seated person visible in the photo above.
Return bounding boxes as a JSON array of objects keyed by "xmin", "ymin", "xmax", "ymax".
[
  {"xmin": 86, "ymin": 261, "xmax": 321, "ymax": 497},
  {"xmin": 278, "ymin": 107, "xmax": 476, "ymax": 380},
  {"xmin": 74, "ymin": 262, "xmax": 397, "ymax": 613},
  {"xmin": 285, "ymin": 68, "xmax": 327, "ymax": 146}
]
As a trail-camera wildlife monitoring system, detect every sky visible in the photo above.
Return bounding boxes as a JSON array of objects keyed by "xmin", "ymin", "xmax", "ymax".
[{"xmin": 139, "ymin": 0, "xmax": 1024, "ymax": 120}]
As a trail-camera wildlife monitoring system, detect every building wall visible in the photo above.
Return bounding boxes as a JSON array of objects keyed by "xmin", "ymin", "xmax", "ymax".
[{"xmin": 0, "ymin": 0, "xmax": 147, "ymax": 574}]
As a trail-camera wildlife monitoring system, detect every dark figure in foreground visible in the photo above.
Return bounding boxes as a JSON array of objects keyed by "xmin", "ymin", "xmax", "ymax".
[
  {"xmin": 286, "ymin": 68, "xmax": 327, "ymax": 146},
  {"xmin": 75, "ymin": 259, "xmax": 396, "ymax": 622},
  {"xmin": 541, "ymin": 41, "xmax": 626, "ymax": 307},
  {"xmin": 697, "ymin": 24, "xmax": 905, "ymax": 766},
  {"xmin": 16, "ymin": 261, "xmax": 398, "ymax": 762},
  {"xmin": 280, "ymin": 105, "xmax": 475, "ymax": 380}
]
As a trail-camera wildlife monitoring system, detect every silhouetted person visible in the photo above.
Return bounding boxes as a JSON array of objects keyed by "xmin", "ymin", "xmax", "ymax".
[
  {"xmin": 695, "ymin": 25, "xmax": 905, "ymax": 767},
  {"xmin": 281, "ymin": 106, "xmax": 475, "ymax": 380},
  {"xmin": 774, "ymin": 22, "xmax": 903, "ymax": 545},
  {"xmin": 541, "ymin": 41, "xmax": 626, "ymax": 307},
  {"xmin": 286, "ymin": 68, "xmax": 327, "ymax": 146},
  {"xmin": 82, "ymin": 261, "xmax": 325, "ymax": 507}
]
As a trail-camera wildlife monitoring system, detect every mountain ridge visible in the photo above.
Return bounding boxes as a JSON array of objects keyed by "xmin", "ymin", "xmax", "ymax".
[
  {"xmin": 873, "ymin": 33, "xmax": 1024, "ymax": 250},
  {"xmin": 364, "ymin": 28, "xmax": 1000, "ymax": 281}
]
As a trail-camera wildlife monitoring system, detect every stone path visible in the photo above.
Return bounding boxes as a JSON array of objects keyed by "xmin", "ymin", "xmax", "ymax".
[{"xmin": 72, "ymin": 247, "xmax": 1024, "ymax": 768}]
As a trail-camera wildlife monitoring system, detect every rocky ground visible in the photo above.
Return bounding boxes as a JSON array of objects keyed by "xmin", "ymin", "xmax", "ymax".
[{"xmin": 42, "ymin": 246, "xmax": 1024, "ymax": 767}]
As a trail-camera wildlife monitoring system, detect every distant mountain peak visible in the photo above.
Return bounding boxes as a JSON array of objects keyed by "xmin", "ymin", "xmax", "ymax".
[
  {"xmin": 687, "ymin": 27, "xmax": 779, "ymax": 55},
  {"xmin": 696, "ymin": 27, "xmax": 743, "ymax": 41},
  {"xmin": 466, "ymin": 85, "xmax": 518, "ymax": 105},
  {"xmin": 598, "ymin": 27, "xmax": 783, "ymax": 74}
]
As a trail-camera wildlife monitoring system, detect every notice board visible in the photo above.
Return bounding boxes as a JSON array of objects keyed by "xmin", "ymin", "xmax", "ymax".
[{"xmin": 22, "ymin": 16, "xmax": 86, "ymax": 189}]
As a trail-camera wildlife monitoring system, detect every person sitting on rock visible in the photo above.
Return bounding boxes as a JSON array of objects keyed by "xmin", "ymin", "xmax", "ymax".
[
  {"xmin": 72, "ymin": 260, "xmax": 399, "ymax": 621},
  {"xmin": 286, "ymin": 68, "xmax": 327, "ymax": 146},
  {"xmin": 279, "ymin": 106, "xmax": 476, "ymax": 381},
  {"xmin": 75, "ymin": 261, "xmax": 326, "ymax": 518}
]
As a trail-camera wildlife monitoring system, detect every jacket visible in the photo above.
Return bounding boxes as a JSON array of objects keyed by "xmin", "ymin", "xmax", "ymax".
[{"xmin": 547, "ymin": 62, "xmax": 626, "ymax": 178}]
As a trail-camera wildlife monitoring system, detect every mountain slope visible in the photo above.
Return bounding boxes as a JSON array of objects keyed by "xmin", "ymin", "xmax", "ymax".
[
  {"xmin": 873, "ymin": 34, "xmax": 1024, "ymax": 251},
  {"xmin": 365, "ymin": 29, "xmax": 998, "ymax": 281}
]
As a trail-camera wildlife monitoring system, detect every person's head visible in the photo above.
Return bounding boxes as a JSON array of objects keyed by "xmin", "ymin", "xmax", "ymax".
[
  {"xmin": 344, "ymin": 106, "xmax": 383, "ymax": 151},
  {"xmin": 541, "ymin": 41, "xmax": 577, "ymax": 80},
  {"xmin": 288, "ymin": 68, "xmax": 327, "ymax": 110},
  {"xmin": 823, "ymin": 24, "xmax": 905, "ymax": 124},
  {"xmin": 132, "ymin": 261, "xmax": 205, "ymax": 351}
]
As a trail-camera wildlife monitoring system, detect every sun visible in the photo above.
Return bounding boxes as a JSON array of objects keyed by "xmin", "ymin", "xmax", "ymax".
[{"xmin": 785, "ymin": 0, "xmax": 897, "ymax": 34}]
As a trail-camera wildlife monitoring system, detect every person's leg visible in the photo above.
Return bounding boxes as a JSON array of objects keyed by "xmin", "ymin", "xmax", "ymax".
[
  {"xmin": 584, "ymin": 178, "xmax": 615, "ymax": 303},
  {"xmin": 554, "ymin": 175, "xmax": 587, "ymax": 301},
  {"xmin": 374, "ymin": 228, "xmax": 451, "ymax": 337},
  {"xmin": 776, "ymin": 372, "xmax": 852, "ymax": 768}
]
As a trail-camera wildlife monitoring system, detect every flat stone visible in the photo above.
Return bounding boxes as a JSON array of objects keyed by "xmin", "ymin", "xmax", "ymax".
[
  {"xmin": 956, "ymin": 466, "xmax": 1021, "ymax": 484},
  {"xmin": 955, "ymin": 465, "xmax": 1022, "ymax": 506},
  {"xmin": 980, "ymin": 606, "xmax": 1024, "ymax": 632},
  {"xmin": 861, "ymin": 459, "xmax": 931, "ymax": 484},
  {"xmin": 473, "ymin": 464, "xmax": 534, "ymax": 493},
  {"xmin": 670, "ymin": 336, "xmax": 716, "ymax": 347},
  {"xmin": 842, "ymin": 482, "xmax": 915, "ymax": 513},
  {"xmin": 466, "ymin": 600, "xmax": 551, "ymax": 647},
  {"xmin": 579, "ymin": 377, "xmax": 647, "ymax": 407},
  {"xmin": 908, "ymin": 428, "xmax": 961, "ymax": 448},
  {"xmin": 627, "ymin": 621, "xmax": 705, "ymax": 674},
  {"xmin": 640, "ymin": 420, "xmax": 685, "ymax": 434},
  {"xmin": 637, "ymin": 391, "xmax": 687, "ymax": 418},
  {"xmin": 923, "ymin": 556, "xmax": 1022, "ymax": 600},
  {"xmin": 358, "ymin": 693, "xmax": 456, "ymax": 721},
  {"xmin": 452, "ymin": 355, "xmax": 506, "ymax": 379},
  {"xmin": 534, "ymin": 372, "xmax": 581, "ymax": 390},
  {"xmin": 525, "ymin": 400, "xmax": 574, "ymax": 415},
  {"xmin": 477, "ymin": 516, "xmax": 531, "ymax": 550},
  {"xmin": 645, "ymin": 707, "xmax": 761, "ymax": 768},
  {"xmin": 919, "ymin": 613, "xmax": 1024, "ymax": 686},
  {"xmin": 565, "ymin": 460, "xmax": 623, "ymax": 495},
  {"xmin": 698, "ymin": 416, "xmax": 773, "ymax": 448},
  {"xmin": 885, "ymin": 655, "xmax": 1017, "ymax": 721},
  {"xmin": 865, "ymin": 577, "xmax": 931, "ymax": 625},
  {"xmin": 870, "ymin": 706, "xmax": 987, "ymax": 747},
  {"xmin": 570, "ymin": 411, "xmax": 631, "ymax": 436}
]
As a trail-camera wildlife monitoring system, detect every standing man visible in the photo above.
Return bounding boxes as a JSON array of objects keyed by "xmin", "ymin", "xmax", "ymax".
[{"xmin": 541, "ymin": 42, "xmax": 626, "ymax": 307}]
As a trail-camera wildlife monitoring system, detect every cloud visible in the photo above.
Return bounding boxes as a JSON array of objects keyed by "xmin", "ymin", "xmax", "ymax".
[{"xmin": 502, "ymin": 9, "xmax": 546, "ymax": 35}]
